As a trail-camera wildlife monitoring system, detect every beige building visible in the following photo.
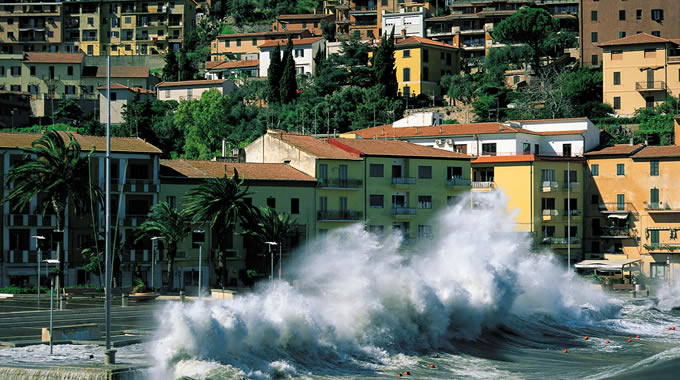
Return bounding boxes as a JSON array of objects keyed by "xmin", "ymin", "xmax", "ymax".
[
  {"xmin": 210, "ymin": 30, "xmax": 312, "ymax": 62},
  {"xmin": 599, "ymin": 33, "xmax": 680, "ymax": 115},
  {"xmin": 98, "ymin": 83, "xmax": 155, "ymax": 124},
  {"xmin": 0, "ymin": 1, "xmax": 64, "ymax": 54},
  {"xmin": 156, "ymin": 79, "xmax": 237, "ymax": 102},
  {"xmin": 581, "ymin": 0, "xmax": 680, "ymax": 67},
  {"xmin": 272, "ymin": 14, "xmax": 334, "ymax": 36}
]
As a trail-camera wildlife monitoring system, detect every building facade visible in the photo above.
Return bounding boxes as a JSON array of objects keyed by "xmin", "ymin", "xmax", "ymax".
[
  {"xmin": 210, "ymin": 30, "xmax": 312, "ymax": 62},
  {"xmin": 204, "ymin": 59, "xmax": 259, "ymax": 80},
  {"xmin": 98, "ymin": 83, "xmax": 155, "ymax": 124},
  {"xmin": 382, "ymin": 7, "xmax": 429, "ymax": 38},
  {"xmin": 156, "ymin": 79, "xmax": 237, "ymax": 101},
  {"xmin": 258, "ymin": 37, "xmax": 325, "ymax": 77},
  {"xmin": 272, "ymin": 14, "xmax": 334, "ymax": 36},
  {"xmin": 330, "ymin": 0, "xmax": 430, "ymax": 41}
]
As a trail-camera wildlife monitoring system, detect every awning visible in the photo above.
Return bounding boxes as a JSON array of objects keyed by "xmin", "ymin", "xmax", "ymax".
[
  {"xmin": 574, "ymin": 258, "xmax": 641, "ymax": 272},
  {"xmin": 608, "ymin": 214, "xmax": 628, "ymax": 219}
]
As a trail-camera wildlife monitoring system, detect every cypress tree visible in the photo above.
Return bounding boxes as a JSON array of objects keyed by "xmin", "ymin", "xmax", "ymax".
[
  {"xmin": 162, "ymin": 52, "xmax": 179, "ymax": 82},
  {"xmin": 178, "ymin": 49, "xmax": 195, "ymax": 81},
  {"xmin": 279, "ymin": 38, "xmax": 297, "ymax": 104},
  {"xmin": 267, "ymin": 44, "xmax": 282, "ymax": 103},
  {"xmin": 374, "ymin": 27, "xmax": 398, "ymax": 98}
]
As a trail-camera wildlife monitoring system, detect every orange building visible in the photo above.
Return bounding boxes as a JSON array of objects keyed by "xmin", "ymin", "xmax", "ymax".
[
  {"xmin": 273, "ymin": 14, "xmax": 334, "ymax": 36},
  {"xmin": 210, "ymin": 30, "xmax": 312, "ymax": 62}
]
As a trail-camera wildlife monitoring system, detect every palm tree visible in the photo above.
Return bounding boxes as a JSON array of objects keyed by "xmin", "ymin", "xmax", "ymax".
[
  {"xmin": 242, "ymin": 207, "xmax": 298, "ymax": 280},
  {"xmin": 184, "ymin": 171, "xmax": 252, "ymax": 287},
  {"xmin": 136, "ymin": 201, "xmax": 191, "ymax": 291},
  {"xmin": 2, "ymin": 130, "xmax": 98, "ymax": 295}
]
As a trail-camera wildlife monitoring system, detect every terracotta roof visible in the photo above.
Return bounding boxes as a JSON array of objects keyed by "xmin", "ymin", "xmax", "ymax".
[
  {"xmin": 632, "ymin": 145, "xmax": 680, "ymax": 158},
  {"xmin": 23, "ymin": 52, "xmax": 84, "ymax": 64},
  {"xmin": 205, "ymin": 59, "xmax": 259, "ymax": 70},
  {"xmin": 584, "ymin": 144, "xmax": 645, "ymax": 157},
  {"xmin": 97, "ymin": 83, "xmax": 154, "ymax": 94},
  {"xmin": 472, "ymin": 155, "xmax": 536, "ymax": 164},
  {"xmin": 216, "ymin": 29, "xmax": 310, "ymax": 39},
  {"xmin": 0, "ymin": 132, "xmax": 162, "ymax": 154},
  {"xmin": 156, "ymin": 79, "xmax": 228, "ymax": 88},
  {"xmin": 353, "ymin": 123, "xmax": 519, "ymax": 138},
  {"xmin": 329, "ymin": 138, "xmax": 472, "ymax": 159},
  {"xmin": 160, "ymin": 160, "xmax": 317, "ymax": 182},
  {"xmin": 93, "ymin": 66, "xmax": 150, "ymax": 78},
  {"xmin": 396, "ymin": 36, "xmax": 458, "ymax": 50},
  {"xmin": 507, "ymin": 117, "xmax": 590, "ymax": 123},
  {"xmin": 259, "ymin": 37, "xmax": 324, "ymax": 48},
  {"xmin": 277, "ymin": 14, "xmax": 329, "ymax": 21},
  {"xmin": 272, "ymin": 133, "xmax": 361, "ymax": 160},
  {"xmin": 598, "ymin": 33, "xmax": 676, "ymax": 47}
]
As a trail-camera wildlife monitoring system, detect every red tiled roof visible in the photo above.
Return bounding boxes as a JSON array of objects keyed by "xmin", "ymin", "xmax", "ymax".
[
  {"xmin": 93, "ymin": 66, "xmax": 149, "ymax": 78},
  {"xmin": 160, "ymin": 160, "xmax": 317, "ymax": 182},
  {"xmin": 632, "ymin": 145, "xmax": 680, "ymax": 158},
  {"xmin": 598, "ymin": 33, "xmax": 676, "ymax": 47},
  {"xmin": 277, "ymin": 14, "xmax": 330, "ymax": 21},
  {"xmin": 156, "ymin": 79, "xmax": 228, "ymax": 88},
  {"xmin": 205, "ymin": 60, "xmax": 259, "ymax": 70},
  {"xmin": 97, "ymin": 83, "xmax": 154, "ymax": 94},
  {"xmin": 0, "ymin": 132, "xmax": 162, "ymax": 154},
  {"xmin": 472, "ymin": 155, "xmax": 536, "ymax": 164},
  {"xmin": 23, "ymin": 52, "xmax": 84, "ymax": 64},
  {"xmin": 329, "ymin": 138, "xmax": 472, "ymax": 159},
  {"xmin": 273, "ymin": 133, "xmax": 361, "ymax": 160},
  {"xmin": 396, "ymin": 36, "xmax": 458, "ymax": 50},
  {"xmin": 507, "ymin": 117, "xmax": 590, "ymax": 123},
  {"xmin": 216, "ymin": 29, "xmax": 311, "ymax": 39},
  {"xmin": 259, "ymin": 37, "xmax": 324, "ymax": 48},
  {"xmin": 584, "ymin": 144, "xmax": 645, "ymax": 157},
  {"xmin": 353, "ymin": 123, "xmax": 519, "ymax": 138}
]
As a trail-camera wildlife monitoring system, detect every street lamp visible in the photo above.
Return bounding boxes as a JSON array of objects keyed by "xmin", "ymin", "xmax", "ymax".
[
  {"xmin": 32, "ymin": 235, "xmax": 46, "ymax": 304},
  {"xmin": 150, "ymin": 237, "xmax": 165, "ymax": 292},
  {"xmin": 193, "ymin": 230, "xmax": 205, "ymax": 297},
  {"xmin": 667, "ymin": 256, "xmax": 672, "ymax": 285},
  {"xmin": 264, "ymin": 242, "xmax": 278, "ymax": 281},
  {"xmin": 43, "ymin": 259, "xmax": 60, "ymax": 355}
]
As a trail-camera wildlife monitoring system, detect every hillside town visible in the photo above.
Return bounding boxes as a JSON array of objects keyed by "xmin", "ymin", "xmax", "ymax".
[{"xmin": 1, "ymin": 0, "xmax": 679, "ymax": 294}]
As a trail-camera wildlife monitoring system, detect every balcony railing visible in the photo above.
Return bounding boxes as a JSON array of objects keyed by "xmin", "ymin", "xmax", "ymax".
[
  {"xmin": 542, "ymin": 181, "xmax": 559, "ymax": 191},
  {"xmin": 644, "ymin": 201, "xmax": 680, "ymax": 212},
  {"xmin": 472, "ymin": 181, "xmax": 495, "ymax": 189},
  {"xmin": 562, "ymin": 209, "xmax": 582, "ymax": 217},
  {"xmin": 392, "ymin": 177, "xmax": 416, "ymax": 185},
  {"xmin": 644, "ymin": 243, "xmax": 680, "ymax": 253},
  {"xmin": 318, "ymin": 178, "xmax": 363, "ymax": 189},
  {"xmin": 542, "ymin": 237, "xmax": 580, "ymax": 245},
  {"xmin": 447, "ymin": 177, "xmax": 471, "ymax": 186},
  {"xmin": 563, "ymin": 181, "xmax": 580, "ymax": 191},
  {"xmin": 392, "ymin": 207, "xmax": 416, "ymax": 215},
  {"xmin": 542, "ymin": 209, "xmax": 559, "ymax": 217},
  {"xmin": 599, "ymin": 202, "xmax": 637, "ymax": 214},
  {"xmin": 317, "ymin": 210, "xmax": 363, "ymax": 221},
  {"xmin": 636, "ymin": 81, "xmax": 666, "ymax": 91},
  {"xmin": 600, "ymin": 226, "xmax": 633, "ymax": 238}
]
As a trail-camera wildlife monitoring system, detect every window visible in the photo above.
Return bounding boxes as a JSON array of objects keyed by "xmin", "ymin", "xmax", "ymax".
[
  {"xmin": 423, "ymin": 49, "xmax": 428, "ymax": 62},
  {"xmin": 650, "ymin": 262, "xmax": 667, "ymax": 279},
  {"xmin": 591, "ymin": 32, "xmax": 598, "ymax": 43},
  {"xmin": 68, "ymin": 66, "xmax": 73, "ymax": 76},
  {"xmin": 619, "ymin": 10, "xmax": 625, "ymax": 21},
  {"xmin": 651, "ymin": 9, "xmax": 663, "ymax": 22},
  {"xmin": 0, "ymin": 66, "xmax": 4, "ymax": 76},
  {"xmin": 403, "ymin": 68, "xmax": 410, "ymax": 81},
  {"xmin": 543, "ymin": 225, "xmax": 555, "ymax": 238},
  {"xmin": 225, "ymin": 40, "xmax": 230, "ymax": 47},
  {"xmin": 252, "ymin": 38, "xmax": 257, "ymax": 45},
  {"xmin": 11, "ymin": 66, "xmax": 21, "ymax": 76},
  {"xmin": 318, "ymin": 163, "xmax": 328, "ymax": 181},
  {"xmin": 191, "ymin": 230, "xmax": 205, "ymax": 249},
  {"xmin": 370, "ymin": 195, "xmax": 384, "ymax": 208},
  {"xmin": 591, "ymin": 194, "xmax": 599, "ymax": 205},
  {"xmin": 591, "ymin": 10, "xmax": 598, "ymax": 21},
  {"xmin": 613, "ymin": 72, "xmax": 621, "ymax": 85},
  {"xmin": 447, "ymin": 166, "xmax": 462, "ymax": 179},
  {"xmin": 10, "ymin": 85, "xmax": 20, "ymax": 92},
  {"xmin": 650, "ymin": 188, "xmax": 659, "ymax": 208},
  {"xmin": 65, "ymin": 85, "xmax": 76, "ymax": 94},
  {"xmin": 563, "ymin": 198, "xmax": 577, "ymax": 212},
  {"xmin": 28, "ymin": 85, "xmax": 38, "ymax": 94},
  {"xmin": 617, "ymin": 194, "xmax": 625, "ymax": 210},
  {"xmin": 619, "ymin": 32, "xmax": 626, "ymax": 39},
  {"xmin": 87, "ymin": 45, "xmax": 93, "ymax": 55},
  {"xmin": 564, "ymin": 225, "xmax": 577, "ymax": 238},
  {"xmin": 266, "ymin": 197, "xmax": 276, "ymax": 209},
  {"xmin": 523, "ymin": 143, "xmax": 531, "ymax": 154},
  {"xmin": 368, "ymin": 225, "xmax": 384, "ymax": 235},
  {"xmin": 369, "ymin": 164, "xmax": 384, "ymax": 177},
  {"xmin": 591, "ymin": 164, "xmax": 599, "ymax": 176},
  {"xmin": 542, "ymin": 169, "xmax": 555, "ymax": 182},
  {"xmin": 617, "ymin": 163, "xmax": 625, "ymax": 176},
  {"xmin": 319, "ymin": 196, "xmax": 327, "ymax": 211},
  {"xmin": 562, "ymin": 144, "xmax": 572, "ymax": 157},
  {"xmin": 541, "ymin": 198, "xmax": 555, "ymax": 210},
  {"xmin": 29, "ymin": 66, "xmax": 36, "ymax": 76},
  {"xmin": 418, "ymin": 225, "xmax": 432, "ymax": 240},
  {"xmin": 446, "ymin": 53, "xmax": 452, "ymax": 65},
  {"xmin": 652, "ymin": 31, "xmax": 661, "ymax": 37},
  {"xmin": 592, "ymin": 55, "xmax": 598, "ymax": 66},
  {"xmin": 650, "ymin": 230, "xmax": 660, "ymax": 245},
  {"xmin": 447, "ymin": 196, "xmax": 460, "ymax": 206},
  {"xmin": 613, "ymin": 97, "xmax": 621, "ymax": 110},
  {"xmin": 291, "ymin": 198, "xmax": 300, "ymax": 214},
  {"xmin": 403, "ymin": 49, "xmax": 410, "ymax": 58},
  {"xmin": 111, "ymin": 92, "xmax": 117, "ymax": 101},
  {"xmin": 295, "ymin": 49, "xmax": 304, "ymax": 58},
  {"xmin": 302, "ymin": 23, "xmax": 307, "ymax": 28},
  {"xmin": 418, "ymin": 196, "xmax": 432, "ymax": 209},
  {"xmin": 564, "ymin": 170, "xmax": 576, "ymax": 184},
  {"xmin": 9, "ymin": 229, "xmax": 30, "ymax": 251},
  {"xmin": 481, "ymin": 143, "xmax": 496, "ymax": 156},
  {"xmin": 236, "ymin": 39, "xmax": 241, "ymax": 46},
  {"xmin": 418, "ymin": 166, "xmax": 432, "ymax": 179},
  {"xmin": 423, "ymin": 67, "xmax": 428, "ymax": 81},
  {"xmin": 646, "ymin": 96, "xmax": 655, "ymax": 109},
  {"xmin": 166, "ymin": 196, "xmax": 176, "ymax": 208},
  {"xmin": 636, "ymin": 9, "xmax": 642, "ymax": 20},
  {"xmin": 650, "ymin": 161, "xmax": 659, "ymax": 176}
]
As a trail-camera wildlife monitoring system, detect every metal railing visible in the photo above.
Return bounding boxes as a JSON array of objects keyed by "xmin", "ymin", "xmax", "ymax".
[
  {"xmin": 392, "ymin": 177, "xmax": 416, "ymax": 185},
  {"xmin": 542, "ymin": 237, "xmax": 580, "ymax": 245},
  {"xmin": 600, "ymin": 226, "xmax": 632, "ymax": 238},
  {"xmin": 644, "ymin": 201, "xmax": 678, "ymax": 211},
  {"xmin": 318, "ymin": 178, "xmax": 363, "ymax": 189},
  {"xmin": 563, "ymin": 181, "xmax": 580, "ymax": 190},
  {"xmin": 542, "ymin": 209, "xmax": 559, "ymax": 216},
  {"xmin": 447, "ymin": 177, "xmax": 471, "ymax": 186},
  {"xmin": 599, "ymin": 202, "xmax": 637, "ymax": 213},
  {"xmin": 392, "ymin": 207, "xmax": 416, "ymax": 215},
  {"xmin": 636, "ymin": 81, "xmax": 666, "ymax": 91},
  {"xmin": 472, "ymin": 181, "xmax": 494, "ymax": 189},
  {"xmin": 645, "ymin": 243, "xmax": 680, "ymax": 252},
  {"xmin": 562, "ymin": 209, "xmax": 582, "ymax": 216},
  {"xmin": 317, "ymin": 210, "xmax": 363, "ymax": 221}
]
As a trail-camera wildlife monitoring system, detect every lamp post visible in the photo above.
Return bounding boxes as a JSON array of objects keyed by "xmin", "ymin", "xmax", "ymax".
[
  {"xmin": 667, "ymin": 256, "xmax": 671, "ymax": 285},
  {"xmin": 265, "ymin": 242, "xmax": 278, "ymax": 281},
  {"xmin": 32, "ymin": 235, "xmax": 46, "ymax": 304},
  {"xmin": 43, "ymin": 259, "xmax": 59, "ymax": 355},
  {"xmin": 150, "ymin": 237, "xmax": 165, "ymax": 292},
  {"xmin": 193, "ymin": 230, "xmax": 205, "ymax": 297}
]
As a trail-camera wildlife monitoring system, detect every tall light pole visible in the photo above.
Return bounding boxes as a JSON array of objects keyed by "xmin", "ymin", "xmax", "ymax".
[
  {"xmin": 667, "ymin": 256, "xmax": 672, "ymax": 285},
  {"xmin": 150, "ymin": 237, "xmax": 165, "ymax": 292},
  {"xmin": 32, "ymin": 235, "xmax": 46, "ymax": 304},
  {"xmin": 43, "ymin": 259, "xmax": 59, "ymax": 355},
  {"xmin": 265, "ymin": 242, "xmax": 277, "ymax": 281},
  {"xmin": 193, "ymin": 230, "xmax": 205, "ymax": 297}
]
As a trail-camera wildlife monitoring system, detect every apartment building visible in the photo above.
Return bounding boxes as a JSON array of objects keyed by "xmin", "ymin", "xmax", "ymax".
[
  {"xmin": 382, "ymin": 7, "xmax": 429, "ymax": 38},
  {"xmin": 328, "ymin": 0, "xmax": 430, "ymax": 41},
  {"xmin": 581, "ymin": 0, "xmax": 680, "ymax": 67},
  {"xmin": 272, "ymin": 14, "xmax": 334, "ymax": 36},
  {"xmin": 204, "ymin": 59, "xmax": 259, "ymax": 80},
  {"xmin": 98, "ymin": 83, "xmax": 155, "ymax": 124},
  {"xmin": 0, "ymin": 0, "xmax": 196, "ymax": 56},
  {"xmin": 392, "ymin": 36, "xmax": 460, "ymax": 98},
  {"xmin": 258, "ymin": 37, "xmax": 326, "ymax": 77},
  {"xmin": 0, "ymin": 131, "xmax": 162, "ymax": 288},
  {"xmin": 156, "ymin": 79, "xmax": 237, "ymax": 101},
  {"xmin": 584, "ymin": 122, "xmax": 680, "ymax": 281},
  {"xmin": 599, "ymin": 33, "xmax": 680, "ymax": 116},
  {"xmin": 159, "ymin": 160, "xmax": 317, "ymax": 289},
  {"xmin": 210, "ymin": 30, "xmax": 312, "ymax": 62}
]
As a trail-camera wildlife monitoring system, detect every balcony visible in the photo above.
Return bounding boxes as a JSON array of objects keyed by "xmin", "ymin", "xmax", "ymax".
[
  {"xmin": 542, "ymin": 181, "xmax": 559, "ymax": 192},
  {"xmin": 542, "ymin": 237, "xmax": 581, "ymax": 247},
  {"xmin": 636, "ymin": 81, "xmax": 666, "ymax": 91},
  {"xmin": 392, "ymin": 207, "xmax": 416, "ymax": 215},
  {"xmin": 391, "ymin": 177, "xmax": 416, "ymax": 185},
  {"xmin": 562, "ymin": 209, "xmax": 582, "ymax": 218},
  {"xmin": 599, "ymin": 202, "xmax": 637, "ymax": 215},
  {"xmin": 350, "ymin": 5, "xmax": 377, "ymax": 15},
  {"xmin": 600, "ymin": 226, "xmax": 633, "ymax": 239},
  {"xmin": 643, "ymin": 243, "xmax": 680, "ymax": 253},
  {"xmin": 318, "ymin": 178, "xmax": 363, "ymax": 189},
  {"xmin": 542, "ymin": 209, "xmax": 559, "ymax": 220},
  {"xmin": 472, "ymin": 181, "xmax": 495, "ymax": 189},
  {"xmin": 644, "ymin": 201, "xmax": 680, "ymax": 213},
  {"xmin": 6, "ymin": 213, "xmax": 57, "ymax": 227},
  {"xmin": 317, "ymin": 210, "xmax": 364, "ymax": 221},
  {"xmin": 563, "ymin": 181, "xmax": 580, "ymax": 192},
  {"xmin": 668, "ymin": 56, "xmax": 680, "ymax": 64},
  {"xmin": 447, "ymin": 177, "xmax": 471, "ymax": 187}
]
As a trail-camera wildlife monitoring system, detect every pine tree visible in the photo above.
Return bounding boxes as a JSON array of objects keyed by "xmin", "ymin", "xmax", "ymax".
[
  {"xmin": 279, "ymin": 38, "xmax": 297, "ymax": 104},
  {"xmin": 267, "ymin": 44, "xmax": 282, "ymax": 103},
  {"xmin": 162, "ymin": 52, "xmax": 179, "ymax": 82},
  {"xmin": 373, "ymin": 27, "xmax": 398, "ymax": 98}
]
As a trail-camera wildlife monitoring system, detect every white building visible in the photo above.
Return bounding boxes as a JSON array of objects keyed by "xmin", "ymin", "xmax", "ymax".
[
  {"xmin": 344, "ymin": 118, "xmax": 600, "ymax": 157},
  {"xmin": 98, "ymin": 83, "xmax": 155, "ymax": 124},
  {"xmin": 258, "ymin": 37, "xmax": 325, "ymax": 77},
  {"xmin": 382, "ymin": 7, "xmax": 428, "ymax": 38},
  {"xmin": 204, "ymin": 60, "xmax": 259, "ymax": 80},
  {"xmin": 393, "ymin": 111, "xmax": 444, "ymax": 128},
  {"xmin": 156, "ymin": 79, "xmax": 237, "ymax": 102}
]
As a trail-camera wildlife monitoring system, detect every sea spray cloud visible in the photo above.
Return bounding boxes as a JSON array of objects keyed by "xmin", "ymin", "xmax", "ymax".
[{"xmin": 149, "ymin": 191, "xmax": 617, "ymax": 379}]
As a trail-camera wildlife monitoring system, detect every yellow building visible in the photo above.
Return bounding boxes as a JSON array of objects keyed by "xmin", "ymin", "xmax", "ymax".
[
  {"xmin": 471, "ymin": 155, "xmax": 585, "ymax": 263},
  {"xmin": 393, "ymin": 36, "xmax": 461, "ymax": 98},
  {"xmin": 160, "ymin": 159, "xmax": 318, "ymax": 289},
  {"xmin": 600, "ymin": 33, "xmax": 680, "ymax": 116},
  {"xmin": 584, "ymin": 123, "xmax": 680, "ymax": 281}
]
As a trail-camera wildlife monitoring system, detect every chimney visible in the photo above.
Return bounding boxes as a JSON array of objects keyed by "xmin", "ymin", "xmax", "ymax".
[
  {"xmin": 629, "ymin": 137, "xmax": 634, "ymax": 146},
  {"xmin": 675, "ymin": 117, "xmax": 680, "ymax": 146}
]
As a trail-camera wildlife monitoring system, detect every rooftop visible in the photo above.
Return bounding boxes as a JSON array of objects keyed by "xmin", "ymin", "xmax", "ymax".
[
  {"xmin": 584, "ymin": 144, "xmax": 645, "ymax": 157},
  {"xmin": 349, "ymin": 122, "xmax": 583, "ymax": 139},
  {"xmin": 598, "ymin": 33, "xmax": 677, "ymax": 48},
  {"xmin": 216, "ymin": 29, "xmax": 311, "ymax": 39},
  {"xmin": 23, "ymin": 52, "xmax": 84, "ymax": 64},
  {"xmin": 205, "ymin": 59, "xmax": 260, "ymax": 70},
  {"xmin": 276, "ymin": 14, "xmax": 329, "ymax": 21},
  {"xmin": 271, "ymin": 132, "xmax": 361, "ymax": 160},
  {"xmin": 0, "ymin": 131, "xmax": 162, "ymax": 154},
  {"xmin": 156, "ymin": 79, "xmax": 229, "ymax": 88},
  {"xmin": 259, "ymin": 37, "xmax": 324, "ymax": 48},
  {"xmin": 98, "ymin": 83, "xmax": 154, "ymax": 94},
  {"xmin": 329, "ymin": 138, "xmax": 472, "ymax": 159},
  {"xmin": 91, "ymin": 66, "xmax": 150, "ymax": 78},
  {"xmin": 395, "ymin": 36, "xmax": 459, "ymax": 50},
  {"xmin": 160, "ymin": 160, "xmax": 317, "ymax": 182},
  {"xmin": 632, "ymin": 145, "xmax": 680, "ymax": 159}
]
